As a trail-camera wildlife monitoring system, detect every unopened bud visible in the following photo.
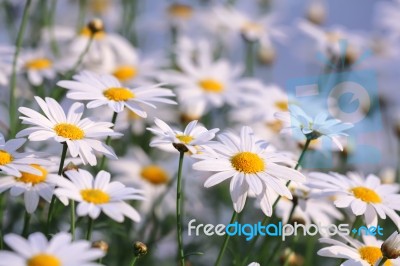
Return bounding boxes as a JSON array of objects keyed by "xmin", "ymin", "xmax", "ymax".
[
  {"xmin": 381, "ymin": 231, "xmax": 400, "ymax": 259},
  {"xmin": 133, "ymin": 241, "xmax": 148, "ymax": 257},
  {"xmin": 92, "ymin": 240, "xmax": 109, "ymax": 253},
  {"xmin": 62, "ymin": 162, "xmax": 78, "ymax": 177},
  {"xmin": 306, "ymin": 2, "xmax": 326, "ymax": 25},
  {"xmin": 173, "ymin": 143, "xmax": 189, "ymax": 153},
  {"xmin": 87, "ymin": 18, "xmax": 104, "ymax": 35}
]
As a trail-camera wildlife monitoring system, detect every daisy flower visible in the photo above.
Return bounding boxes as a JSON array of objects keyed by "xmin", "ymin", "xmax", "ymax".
[
  {"xmin": 0, "ymin": 232, "xmax": 104, "ymax": 266},
  {"xmin": 147, "ymin": 118, "xmax": 219, "ymax": 154},
  {"xmin": 161, "ymin": 38, "xmax": 261, "ymax": 115},
  {"xmin": 192, "ymin": 126, "xmax": 305, "ymax": 216},
  {"xmin": 16, "ymin": 96, "xmax": 121, "ymax": 166},
  {"xmin": 0, "ymin": 45, "xmax": 14, "ymax": 86},
  {"xmin": 57, "ymin": 71, "xmax": 176, "ymax": 117},
  {"xmin": 0, "ymin": 162, "xmax": 60, "ymax": 213},
  {"xmin": 0, "ymin": 133, "xmax": 49, "ymax": 177},
  {"xmin": 318, "ymin": 234, "xmax": 400, "ymax": 266},
  {"xmin": 275, "ymin": 105, "xmax": 353, "ymax": 151},
  {"xmin": 308, "ymin": 172, "xmax": 400, "ymax": 228},
  {"xmin": 20, "ymin": 49, "xmax": 57, "ymax": 86},
  {"xmin": 52, "ymin": 169, "xmax": 144, "ymax": 222}
]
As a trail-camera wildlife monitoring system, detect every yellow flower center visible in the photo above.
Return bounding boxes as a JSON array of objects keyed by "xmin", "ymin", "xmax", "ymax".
[
  {"xmin": 81, "ymin": 189, "xmax": 110, "ymax": 204},
  {"xmin": 275, "ymin": 100, "xmax": 288, "ymax": 111},
  {"xmin": 16, "ymin": 164, "xmax": 47, "ymax": 185},
  {"xmin": 231, "ymin": 152, "xmax": 265, "ymax": 174},
  {"xmin": 28, "ymin": 254, "xmax": 61, "ymax": 266},
  {"xmin": 326, "ymin": 31, "xmax": 341, "ymax": 43},
  {"xmin": 80, "ymin": 26, "xmax": 105, "ymax": 39},
  {"xmin": 140, "ymin": 165, "xmax": 169, "ymax": 185},
  {"xmin": 168, "ymin": 3, "xmax": 193, "ymax": 19},
  {"xmin": 351, "ymin": 186, "xmax": 382, "ymax": 203},
  {"xmin": 358, "ymin": 246, "xmax": 392, "ymax": 266},
  {"xmin": 198, "ymin": 79, "xmax": 224, "ymax": 93},
  {"xmin": 89, "ymin": 0, "xmax": 110, "ymax": 14},
  {"xmin": 25, "ymin": 58, "xmax": 52, "ymax": 70},
  {"xmin": 176, "ymin": 134, "xmax": 193, "ymax": 144},
  {"xmin": 113, "ymin": 65, "xmax": 138, "ymax": 82},
  {"xmin": 241, "ymin": 21, "xmax": 264, "ymax": 35},
  {"xmin": 54, "ymin": 123, "xmax": 85, "ymax": 140},
  {"xmin": 266, "ymin": 120, "xmax": 283, "ymax": 133},
  {"xmin": 103, "ymin": 87, "xmax": 135, "ymax": 101},
  {"xmin": 0, "ymin": 150, "xmax": 13, "ymax": 165}
]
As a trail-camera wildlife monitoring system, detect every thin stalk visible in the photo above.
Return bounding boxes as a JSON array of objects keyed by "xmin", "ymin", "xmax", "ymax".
[
  {"xmin": 70, "ymin": 201, "xmax": 76, "ymax": 240},
  {"xmin": 0, "ymin": 194, "xmax": 6, "ymax": 249},
  {"xmin": 244, "ymin": 40, "xmax": 255, "ymax": 77},
  {"xmin": 22, "ymin": 211, "xmax": 31, "ymax": 237},
  {"xmin": 9, "ymin": 0, "xmax": 32, "ymax": 138},
  {"xmin": 350, "ymin": 215, "xmax": 363, "ymax": 238},
  {"xmin": 214, "ymin": 211, "xmax": 239, "ymax": 266},
  {"xmin": 241, "ymin": 139, "xmax": 311, "ymax": 265},
  {"xmin": 86, "ymin": 217, "xmax": 94, "ymax": 240},
  {"xmin": 98, "ymin": 112, "xmax": 118, "ymax": 170},
  {"xmin": 377, "ymin": 257, "xmax": 388, "ymax": 266},
  {"xmin": 47, "ymin": 0, "xmax": 60, "ymax": 56},
  {"xmin": 130, "ymin": 256, "xmax": 138, "ymax": 266},
  {"xmin": 77, "ymin": 0, "xmax": 87, "ymax": 32},
  {"xmin": 176, "ymin": 151, "xmax": 185, "ymax": 266},
  {"xmin": 46, "ymin": 142, "xmax": 68, "ymax": 234}
]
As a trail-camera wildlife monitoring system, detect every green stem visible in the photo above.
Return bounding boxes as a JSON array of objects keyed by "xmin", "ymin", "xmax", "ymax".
[
  {"xmin": 22, "ymin": 211, "xmax": 31, "ymax": 237},
  {"xmin": 98, "ymin": 112, "xmax": 118, "ymax": 170},
  {"xmin": 244, "ymin": 40, "xmax": 256, "ymax": 77},
  {"xmin": 350, "ymin": 215, "xmax": 363, "ymax": 238},
  {"xmin": 86, "ymin": 217, "xmax": 94, "ymax": 240},
  {"xmin": 67, "ymin": 35, "xmax": 94, "ymax": 78},
  {"xmin": 46, "ymin": 142, "xmax": 68, "ymax": 235},
  {"xmin": 47, "ymin": 0, "xmax": 60, "ymax": 57},
  {"xmin": 9, "ymin": 0, "xmax": 32, "ymax": 138},
  {"xmin": 214, "ymin": 211, "xmax": 239, "ymax": 266},
  {"xmin": 70, "ymin": 201, "xmax": 76, "ymax": 240},
  {"xmin": 176, "ymin": 151, "xmax": 185, "ymax": 266},
  {"xmin": 241, "ymin": 139, "xmax": 311, "ymax": 265},
  {"xmin": 377, "ymin": 257, "xmax": 388, "ymax": 266},
  {"xmin": 0, "ymin": 194, "xmax": 6, "ymax": 249},
  {"xmin": 130, "ymin": 256, "xmax": 138, "ymax": 266},
  {"xmin": 77, "ymin": 0, "xmax": 87, "ymax": 32}
]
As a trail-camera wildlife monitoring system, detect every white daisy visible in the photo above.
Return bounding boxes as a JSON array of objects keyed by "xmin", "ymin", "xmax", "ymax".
[
  {"xmin": 16, "ymin": 96, "xmax": 121, "ymax": 166},
  {"xmin": 248, "ymin": 263, "xmax": 260, "ymax": 266},
  {"xmin": 0, "ymin": 162, "xmax": 59, "ymax": 213},
  {"xmin": 0, "ymin": 133, "xmax": 49, "ymax": 177},
  {"xmin": 57, "ymin": 70, "xmax": 176, "ymax": 117},
  {"xmin": 52, "ymin": 169, "xmax": 144, "ymax": 222},
  {"xmin": 20, "ymin": 49, "xmax": 57, "ymax": 86},
  {"xmin": 0, "ymin": 232, "xmax": 104, "ymax": 266},
  {"xmin": 161, "ymin": 39, "xmax": 261, "ymax": 115},
  {"xmin": 147, "ymin": 118, "xmax": 219, "ymax": 154},
  {"xmin": 318, "ymin": 234, "xmax": 400, "ymax": 266},
  {"xmin": 275, "ymin": 105, "xmax": 353, "ymax": 151},
  {"xmin": 308, "ymin": 172, "xmax": 400, "ymax": 229},
  {"xmin": 0, "ymin": 45, "xmax": 14, "ymax": 86},
  {"xmin": 192, "ymin": 126, "xmax": 305, "ymax": 216}
]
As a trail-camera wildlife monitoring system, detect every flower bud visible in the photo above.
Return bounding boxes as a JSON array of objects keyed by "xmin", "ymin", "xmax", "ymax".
[
  {"xmin": 92, "ymin": 240, "xmax": 109, "ymax": 253},
  {"xmin": 173, "ymin": 143, "xmax": 189, "ymax": 153},
  {"xmin": 87, "ymin": 18, "xmax": 104, "ymax": 35},
  {"xmin": 62, "ymin": 162, "xmax": 79, "ymax": 177},
  {"xmin": 133, "ymin": 241, "xmax": 148, "ymax": 257},
  {"xmin": 381, "ymin": 231, "xmax": 400, "ymax": 259}
]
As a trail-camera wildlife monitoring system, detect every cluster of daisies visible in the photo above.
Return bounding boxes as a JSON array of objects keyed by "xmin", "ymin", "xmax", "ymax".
[{"xmin": 0, "ymin": 0, "xmax": 400, "ymax": 265}]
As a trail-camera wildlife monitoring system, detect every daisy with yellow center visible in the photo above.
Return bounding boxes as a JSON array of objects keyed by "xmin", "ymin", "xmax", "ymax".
[
  {"xmin": 307, "ymin": 172, "xmax": 400, "ymax": 229},
  {"xmin": 0, "ymin": 133, "xmax": 49, "ymax": 177},
  {"xmin": 57, "ymin": 71, "xmax": 176, "ymax": 117},
  {"xmin": 162, "ymin": 37, "xmax": 261, "ymax": 116},
  {"xmin": 193, "ymin": 126, "xmax": 305, "ymax": 216},
  {"xmin": 17, "ymin": 96, "xmax": 121, "ymax": 166},
  {"xmin": 147, "ymin": 118, "xmax": 219, "ymax": 155},
  {"xmin": 318, "ymin": 234, "xmax": 398, "ymax": 266},
  {"xmin": 53, "ymin": 169, "xmax": 144, "ymax": 222},
  {"xmin": 0, "ymin": 232, "xmax": 104, "ymax": 265},
  {"xmin": 0, "ymin": 163, "xmax": 60, "ymax": 213},
  {"xmin": 20, "ymin": 50, "xmax": 56, "ymax": 86}
]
